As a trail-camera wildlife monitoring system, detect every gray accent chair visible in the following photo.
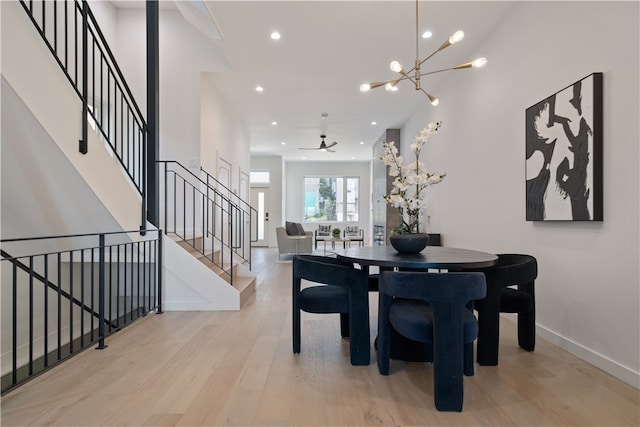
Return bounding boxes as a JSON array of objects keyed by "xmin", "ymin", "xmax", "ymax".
[{"xmin": 276, "ymin": 227, "xmax": 312, "ymax": 260}]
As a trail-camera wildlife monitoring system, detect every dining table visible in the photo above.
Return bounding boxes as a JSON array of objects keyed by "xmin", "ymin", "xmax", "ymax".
[
  {"xmin": 334, "ymin": 244, "xmax": 498, "ymax": 362},
  {"xmin": 335, "ymin": 245, "xmax": 498, "ymax": 271}
]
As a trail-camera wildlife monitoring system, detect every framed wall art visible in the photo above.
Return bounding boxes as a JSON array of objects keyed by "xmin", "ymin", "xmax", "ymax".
[{"xmin": 525, "ymin": 72, "xmax": 603, "ymax": 221}]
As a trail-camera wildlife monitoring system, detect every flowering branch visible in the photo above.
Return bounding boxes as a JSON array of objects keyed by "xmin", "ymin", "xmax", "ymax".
[{"xmin": 381, "ymin": 121, "xmax": 446, "ymax": 234}]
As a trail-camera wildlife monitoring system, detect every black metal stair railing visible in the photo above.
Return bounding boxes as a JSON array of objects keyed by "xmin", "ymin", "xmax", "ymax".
[
  {"xmin": 160, "ymin": 161, "xmax": 254, "ymax": 285},
  {"xmin": 19, "ymin": 0, "xmax": 147, "ymax": 228},
  {"xmin": 0, "ymin": 229, "xmax": 162, "ymax": 395},
  {"xmin": 200, "ymin": 167, "xmax": 258, "ymax": 267}
]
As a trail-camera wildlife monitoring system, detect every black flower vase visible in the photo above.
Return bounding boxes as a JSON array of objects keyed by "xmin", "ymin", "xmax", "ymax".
[{"xmin": 389, "ymin": 233, "xmax": 430, "ymax": 254}]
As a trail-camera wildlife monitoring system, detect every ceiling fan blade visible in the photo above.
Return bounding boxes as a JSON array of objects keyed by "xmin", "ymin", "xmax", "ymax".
[
  {"xmin": 298, "ymin": 147, "xmax": 319, "ymax": 150},
  {"xmin": 327, "ymin": 148, "xmax": 337, "ymax": 152},
  {"xmin": 325, "ymin": 141, "xmax": 338, "ymax": 149}
]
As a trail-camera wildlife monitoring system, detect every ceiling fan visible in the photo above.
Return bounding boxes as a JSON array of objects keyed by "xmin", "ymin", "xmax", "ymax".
[{"xmin": 298, "ymin": 135, "xmax": 337, "ymax": 152}]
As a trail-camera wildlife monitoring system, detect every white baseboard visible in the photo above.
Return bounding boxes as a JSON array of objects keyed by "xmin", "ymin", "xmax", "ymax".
[{"xmin": 532, "ymin": 320, "xmax": 640, "ymax": 389}]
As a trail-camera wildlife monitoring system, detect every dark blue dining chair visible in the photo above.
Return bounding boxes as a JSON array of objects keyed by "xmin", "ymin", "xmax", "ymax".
[
  {"xmin": 468, "ymin": 254, "xmax": 537, "ymax": 365},
  {"xmin": 292, "ymin": 255, "xmax": 370, "ymax": 366},
  {"xmin": 377, "ymin": 271, "xmax": 486, "ymax": 412}
]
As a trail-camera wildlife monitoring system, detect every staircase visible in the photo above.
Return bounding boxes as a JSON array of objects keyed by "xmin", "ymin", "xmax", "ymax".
[
  {"xmin": 170, "ymin": 235, "xmax": 255, "ymax": 306},
  {"xmin": 5, "ymin": 0, "xmax": 257, "ymax": 309},
  {"xmin": 160, "ymin": 160, "xmax": 257, "ymax": 310}
]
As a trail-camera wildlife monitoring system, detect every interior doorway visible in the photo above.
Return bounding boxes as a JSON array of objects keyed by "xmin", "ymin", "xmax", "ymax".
[{"xmin": 251, "ymin": 187, "xmax": 269, "ymax": 247}]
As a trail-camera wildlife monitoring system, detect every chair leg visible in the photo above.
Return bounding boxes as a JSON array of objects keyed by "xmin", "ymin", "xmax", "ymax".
[
  {"xmin": 463, "ymin": 342, "xmax": 474, "ymax": 376},
  {"xmin": 518, "ymin": 281, "xmax": 535, "ymax": 352},
  {"xmin": 377, "ymin": 295, "xmax": 392, "ymax": 375},
  {"xmin": 518, "ymin": 310, "xmax": 535, "ymax": 351},
  {"xmin": 339, "ymin": 313, "xmax": 350, "ymax": 338},
  {"xmin": 432, "ymin": 308, "xmax": 464, "ymax": 412},
  {"xmin": 348, "ymin": 306, "xmax": 371, "ymax": 366},
  {"xmin": 293, "ymin": 308, "xmax": 301, "ymax": 354},
  {"xmin": 476, "ymin": 294, "xmax": 501, "ymax": 366}
]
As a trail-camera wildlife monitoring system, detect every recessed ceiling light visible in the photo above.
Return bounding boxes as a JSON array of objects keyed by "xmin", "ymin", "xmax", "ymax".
[
  {"xmin": 422, "ymin": 31, "xmax": 433, "ymax": 39},
  {"xmin": 256, "ymin": 86, "xmax": 264, "ymax": 92},
  {"xmin": 371, "ymin": 121, "xmax": 377, "ymax": 125},
  {"xmin": 271, "ymin": 32, "xmax": 281, "ymax": 40},
  {"xmin": 351, "ymin": 157, "xmax": 355, "ymax": 160},
  {"xmin": 359, "ymin": 141, "xmax": 364, "ymax": 145},
  {"xmin": 272, "ymin": 121, "xmax": 278, "ymax": 125},
  {"xmin": 281, "ymin": 142, "xmax": 286, "ymax": 145},
  {"xmin": 302, "ymin": 156, "xmax": 307, "ymax": 160}
]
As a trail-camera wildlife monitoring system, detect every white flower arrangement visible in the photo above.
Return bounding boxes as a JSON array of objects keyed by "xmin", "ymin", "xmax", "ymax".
[{"xmin": 381, "ymin": 121, "xmax": 446, "ymax": 234}]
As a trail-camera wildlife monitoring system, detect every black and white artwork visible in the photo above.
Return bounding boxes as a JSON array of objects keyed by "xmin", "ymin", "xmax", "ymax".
[{"xmin": 525, "ymin": 73, "xmax": 603, "ymax": 221}]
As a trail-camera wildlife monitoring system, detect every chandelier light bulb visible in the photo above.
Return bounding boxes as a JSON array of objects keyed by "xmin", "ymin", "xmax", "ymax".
[
  {"xmin": 449, "ymin": 30, "xmax": 465, "ymax": 44},
  {"xmin": 430, "ymin": 97, "xmax": 440, "ymax": 106},
  {"xmin": 359, "ymin": 83, "xmax": 372, "ymax": 92},
  {"xmin": 389, "ymin": 60, "xmax": 403, "ymax": 73},
  {"xmin": 472, "ymin": 57, "xmax": 488, "ymax": 68},
  {"xmin": 385, "ymin": 82, "xmax": 398, "ymax": 92}
]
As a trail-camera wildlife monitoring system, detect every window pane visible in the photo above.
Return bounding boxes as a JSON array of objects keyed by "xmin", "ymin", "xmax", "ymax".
[
  {"xmin": 346, "ymin": 177, "xmax": 359, "ymax": 221},
  {"xmin": 335, "ymin": 178, "xmax": 344, "ymax": 221},
  {"xmin": 303, "ymin": 176, "xmax": 359, "ymax": 223},
  {"xmin": 304, "ymin": 177, "xmax": 341, "ymax": 222},
  {"xmin": 250, "ymin": 170, "xmax": 270, "ymax": 184}
]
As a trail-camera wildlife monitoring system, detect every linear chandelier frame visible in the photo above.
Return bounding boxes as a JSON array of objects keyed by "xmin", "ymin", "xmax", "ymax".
[{"xmin": 359, "ymin": 0, "xmax": 487, "ymax": 105}]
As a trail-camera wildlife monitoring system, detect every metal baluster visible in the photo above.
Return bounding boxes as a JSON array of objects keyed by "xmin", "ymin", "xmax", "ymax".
[{"xmin": 97, "ymin": 234, "xmax": 106, "ymax": 349}]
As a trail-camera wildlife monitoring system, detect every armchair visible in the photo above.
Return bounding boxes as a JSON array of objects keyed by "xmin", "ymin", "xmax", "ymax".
[
  {"xmin": 313, "ymin": 224, "xmax": 332, "ymax": 249},
  {"xmin": 377, "ymin": 270, "xmax": 486, "ymax": 411},
  {"xmin": 465, "ymin": 254, "xmax": 537, "ymax": 365},
  {"xmin": 292, "ymin": 255, "xmax": 370, "ymax": 365},
  {"xmin": 276, "ymin": 227, "xmax": 312, "ymax": 260},
  {"xmin": 343, "ymin": 226, "xmax": 364, "ymax": 247}
]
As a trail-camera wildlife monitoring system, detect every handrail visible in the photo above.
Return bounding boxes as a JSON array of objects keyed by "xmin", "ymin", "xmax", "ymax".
[
  {"xmin": 0, "ymin": 249, "xmax": 119, "ymax": 330},
  {"xmin": 0, "ymin": 228, "xmax": 162, "ymax": 394},
  {"xmin": 200, "ymin": 167, "xmax": 256, "ymax": 217},
  {"xmin": 1, "ymin": 228, "xmax": 153, "ymax": 244},
  {"xmin": 160, "ymin": 161, "xmax": 236, "ymax": 283},
  {"xmin": 159, "ymin": 161, "xmax": 235, "ymax": 208},
  {"xmin": 18, "ymin": 0, "xmax": 147, "ymax": 229},
  {"xmin": 84, "ymin": 5, "xmax": 145, "ymax": 126}
]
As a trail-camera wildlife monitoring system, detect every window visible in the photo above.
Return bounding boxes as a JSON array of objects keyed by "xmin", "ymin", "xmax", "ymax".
[
  {"xmin": 304, "ymin": 177, "xmax": 359, "ymax": 222},
  {"xmin": 250, "ymin": 170, "xmax": 270, "ymax": 184}
]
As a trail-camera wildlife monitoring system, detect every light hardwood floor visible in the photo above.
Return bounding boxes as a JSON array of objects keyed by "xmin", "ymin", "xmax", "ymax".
[{"xmin": 1, "ymin": 248, "xmax": 638, "ymax": 426}]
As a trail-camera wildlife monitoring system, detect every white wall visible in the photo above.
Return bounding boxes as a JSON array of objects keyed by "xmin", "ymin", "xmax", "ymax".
[
  {"xmin": 284, "ymin": 161, "xmax": 372, "ymax": 244},
  {"xmin": 250, "ymin": 155, "xmax": 284, "ymax": 247},
  {"xmin": 1, "ymin": 1, "xmax": 141, "ymax": 237},
  {"xmin": 113, "ymin": 7, "xmax": 230, "ymax": 168},
  {"xmin": 401, "ymin": 1, "xmax": 639, "ymax": 386},
  {"xmin": 200, "ymin": 75, "xmax": 251, "ymax": 190}
]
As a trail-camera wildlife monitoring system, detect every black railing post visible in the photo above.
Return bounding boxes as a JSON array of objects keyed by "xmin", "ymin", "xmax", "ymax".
[
  {"xmin": 206, "ymin": 174, "xmax": 210, "ymax": 239},
  {"xmin": 157, "ymin": 230, "xmax": 163, "ymax": 314},
  {"xmin": 146, "ymin": 0, "xmax": 160, "ymax": 227},
  {"xmin": 79, "ymin": 0, "xmax": 88, "ymax": 154},
  {"xmin": 163, "ymin": 162, "xmax": 168, "ymax": 234},
  {"xmin": 96, "ymin": 233, "xmax": 107, "ymax": 349},
  {"xmin": 229, "ymin": 204, "xmax": 234, "ymax": 287}
]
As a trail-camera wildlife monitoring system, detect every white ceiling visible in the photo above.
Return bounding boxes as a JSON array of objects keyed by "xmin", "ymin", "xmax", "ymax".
[{"xmin": 115, "ymin": 1, "xmax": 517, "ymax": 161}]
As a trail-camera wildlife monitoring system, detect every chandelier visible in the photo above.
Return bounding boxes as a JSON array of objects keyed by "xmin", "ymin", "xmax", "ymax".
[{"xmin": 359, "ymin": 0, "xmax": 487, "ymax": 106}]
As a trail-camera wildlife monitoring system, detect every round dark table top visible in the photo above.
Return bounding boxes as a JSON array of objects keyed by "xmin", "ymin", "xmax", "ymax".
[{"xmin": 335, "ymin": 245, "xmax": 497, "ymax": 270}]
